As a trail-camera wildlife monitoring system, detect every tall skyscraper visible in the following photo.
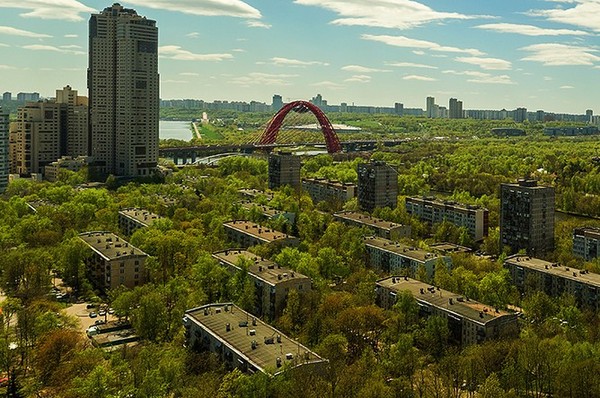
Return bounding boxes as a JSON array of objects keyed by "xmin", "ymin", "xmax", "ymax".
[
  {"xmin": 449, "ymin": 98, "xmax": 463, "ymax": 119},
  {"xmin": 426, "ymin": 96, "xmax": 435, "ymax": 118},
  {"xmin": 272, "ymin": 94, "xmax": 283, "ymax": 112},
  {"xmin": 500, "ymin": 179, "xmax": 555, "ymax": 256},
  {"xmin": 0, "ymin": 107, "xmax": 8, "ymax": 193},
  {"xmin": 88, "ymin": 3, "xmax": 159, "ymax": 177},
  {"xmin": 394, "ymin": 102, "xmax": 404, "ymax": 116},
  {"xmin": 357, "ymin": 161, "xmax": 398, "ymax": 213},
  {"xmin": 56, "ymin": 85, "xmax": 88, "ymax": 157},
  {"xmin": 513, "ymin": 107, "xmax": 527, "ymax": 123}
]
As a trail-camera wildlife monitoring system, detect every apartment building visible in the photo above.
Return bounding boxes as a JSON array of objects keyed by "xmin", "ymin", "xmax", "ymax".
[
  {"xmin": 223, "ymin": 220, "xmax": 299, "ymax": 249},
  {"xmin": 239, "ymin": 201, "xmax": 295, "ymax": 225},
  {"xmin": 302, "ymin": 178, "xmax": 357, "ymax": 204},
  {"xmin": 44, "ymin": 156, "xmax": 91, "ymax": 182},
  {"xmin": 333, "ymin": 211, "xmax": 411, "ymax": 241},
  {"xmin": 118, "ymin": 208, "xmax": 162, "ymax": 236},
  {"xmin": 0, "ymin": 107, "xmax": 8, "ymax": 193},
  {"xmin": 376, "ymin": 277, "xmax": 518, "ymax": 345},
  {"xmin": 357, "ymin": 161, "xmax": 398, "ymax": 212},
  {"xmin": 268, "ymin": 153, "xmax": 301, "ymax": 189},
  {"xmin": 573, "ymin": 227, "xmax": 600, "ymax": 261}
]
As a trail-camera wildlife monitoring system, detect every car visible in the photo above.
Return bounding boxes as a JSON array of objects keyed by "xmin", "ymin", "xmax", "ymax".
[
  {"xmin": 108, "ymin": 308, "xmax": 115, "ymax": 314},
  {"xmin": 95, "ymin": 320, "xmax": 105, "ymax": 325},
  {"xmin": 86, "ymin": 304, "xmax": 95, "ymax": 309},
  {"xmin": 86, "ymin": 326, "xmax": 99, "ymax": 337},
  {"xmin": 89, "ymin": 312, "xmax": 97, "ymax": 318},
  {"xmin": 98, "ymin": 310, "xmax": 106, "ymax": 316}
]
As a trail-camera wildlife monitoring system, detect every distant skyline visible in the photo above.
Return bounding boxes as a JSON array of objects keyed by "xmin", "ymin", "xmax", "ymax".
[{"xmin": 0, "ymin": 0, "xmax": 598, "ymax": 113}]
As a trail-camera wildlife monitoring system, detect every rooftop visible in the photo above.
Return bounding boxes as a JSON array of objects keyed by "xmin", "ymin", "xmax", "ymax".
[
  {"xmin": 223, "ymin": 221, "xmax": 297, "ymax": 244},
  {"xmin": 184, "ymin": 303, "xmax": 326, "ymax": 375},
  {"xmin": 238, "ymin": 188, "xmax": 274, "ymax": 201},
  {"xmin": 574, "ymin": 227, "xmax": 600, "ymax": 239},
  {"xmin": 212, "ymin": 249, "xmax": 310, "ymax": 286},
  {"xmin": 501, "ymin": 179, "xmax": 553, "ymax": 190},
  {"xmin": 406, "ymin": 196, "xmax": 486, "ymax": 212},
  {"xmin": 78, "ymin": 231, "xmax": 148, "ymax": 261},
  {"xmin": 334, "ymin": 211, "xmax": 406, "ymax": 231},
  {"xmin": 364, "ymin": 236, "xmax": 444, "ymax": 263},
  {"xmin": 239, "ymin": 201, "xmax": 287, "ymax": 218},
  {"xmin": 302, "ymin": 178, "xmax": 356, "ymax": 188},
  {"xmin": 430, "ymin": 242, "xmax": 473, "ymax": 254},
  {"xmin": 377, "ymin": 277, "xmax": 513, "ymax": 325},
  {"xmin": 119, "ymin": 208, "xmax": 162, "ymax": 227},
  {"xmin": 505, "ymin": 255, "xmax": 600, "ymax": 288}
]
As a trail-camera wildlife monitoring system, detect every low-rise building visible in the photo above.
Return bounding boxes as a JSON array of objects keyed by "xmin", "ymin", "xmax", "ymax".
[
  {"xmin": 573, "ymin": 227, "xmax": 600, "ymax": 261},
  {"xmin": 78, "ymin": 231, "xmax": 147, "ymax": 291},
  {"xmin": 239, "ymin": 201, "xmax": 295, "ymax": 225},
  {"xmin": 238, "ymin": 188, "xmax": 274, "ymax": 202},
  {"xmin": 118, "ymin": 208, "xmax": 162, "ymax": 236},
  {"xmin": 334, "ymin": 211, "xmax": 411, "ymax": 241},
  {"xmin": 504, "ymin": 255, "xmax": 600, "ymax": 309},
  {"xmin": 364, "ymin": 236, "xmax": 451, "ymax": 279},
  {"xmin": 376, "ymin": 277, "xmax": 518, "ymax": 345},
  {"xmin": 405, "ymin": 196, "xmax": 489, "ymax": 241},
  {"xmin": 44, "ymin": 155, "xmax": 91, "ymax": 182},
  {"xmin": 183, "ymin": 303, "xmax": 327, "ymax": 376},
  {"xmin": 223, "ymin": 221, "xmax": 299, "ymax": 249},
  {"xmin": 302, "ymin": 178, "xmax": 356, "ymax": 204},
  {"xmin": 212, "ymin": 249, "xmax": 311, "ymax": 319},
  {"xmin": 429, "ymin": 242, "xmax": 473, "ymax": 255}
]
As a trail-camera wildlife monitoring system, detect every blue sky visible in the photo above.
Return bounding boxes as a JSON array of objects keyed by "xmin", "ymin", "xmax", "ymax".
[{"xmin": 0, "ymin": 0, "xmax": 598, "ymax": 113}]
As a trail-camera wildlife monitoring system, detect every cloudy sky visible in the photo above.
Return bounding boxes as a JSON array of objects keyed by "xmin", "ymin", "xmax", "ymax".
[{"xmin": 0, "ymin": 0, "xmax": 598, "ymax": 113}]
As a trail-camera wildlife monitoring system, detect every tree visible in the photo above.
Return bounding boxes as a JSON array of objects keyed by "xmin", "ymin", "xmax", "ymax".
[{"xmin": 477, "ymin": 373, "xmax": 506, "ymax": 398}]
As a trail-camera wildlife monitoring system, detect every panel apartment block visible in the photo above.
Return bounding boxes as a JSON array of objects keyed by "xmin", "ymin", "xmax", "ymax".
[
  {"xmin": 334, "ymin": 211, "xmax": 411, "ymax": 241},
  {"xmin": 89, "ymin": 3, "xmax": 159, "ymax": 177},
  {"xmin": 357, "ymin": 161, "xmax": 398, "ymax": 212},
  {"xmin": 223, "ymin": 220, "xmax": 299, "ymax": 249},
  {"xmin": 500, "ymin": 179, "xmax": 554, "ymax": 255},
  {"xmin": 79, "ymin": 231, "xmax": 147, "ymax": 291},
  {"xmin": 573, "ymin": 227, "xmax": 600, "ymax": 261},
  {"xmin": 0, "ymin": 107, "xmax": 8, "ymax": 193},
  {"xmin": 239, "ymin": 201, "xmax": 295, "ymax": 225},
  {"xmin": 376, "ymin": 277, "xmax": 518, "ymax": 345},
  {"xmin": 268, "ymin": 153, "xmax": 301, "ymax": 189},
  {"xmin": 212, "ymin": 249, "xmax": 311, "ymax": 319},
  {"xmin": 504, "ymin": 255, "xmax": 600, "ymax": 309},
  {"xmin": 183, "ymin": 303, "xmax": 327, "ymax": 376},
  {"xmin": 302, "ymin": 178, "xmax": 357, "ymax": 204},
  {"xmin": 405, "ymin": 196, "xmax": 489, "ymax": 241},
  {"xmin": 364, "ymin": 236, "xmax": 451, "ymax": 279},
  {"xmin": 118, "ymin": 208, "xmax": 162, "ymax": 236}
]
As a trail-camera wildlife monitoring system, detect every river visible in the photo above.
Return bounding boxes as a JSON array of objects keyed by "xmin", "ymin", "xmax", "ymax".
[{"xmin": 159, "ymin": 120, "xmax": 193, "ymax": 141}]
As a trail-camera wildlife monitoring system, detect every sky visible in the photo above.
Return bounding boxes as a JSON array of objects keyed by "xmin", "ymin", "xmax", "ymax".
[{"xmin": 0, "ymin": 0, "xmax": 598, "ymax": 114}]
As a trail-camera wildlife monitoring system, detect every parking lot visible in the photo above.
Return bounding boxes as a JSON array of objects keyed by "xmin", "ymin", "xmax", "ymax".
[{"xmin": 64, "ymin": 303, "xmax": 118, "ymax": 333}]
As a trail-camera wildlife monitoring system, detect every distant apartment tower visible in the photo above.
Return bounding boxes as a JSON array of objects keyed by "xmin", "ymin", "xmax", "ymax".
[
  {"xmin": 513, "ymin": 107, "xmax": 527, "ymax": 123},
  {"xmin": 426, "ymin": 96, "xmax": 435, "ymax": 118},
  {"xmin": 394, "ymin": 102, "xmax": 404, "ymax": 116},
  {"xmin": 573, "ymin": 227, "xmax": 600, "ymax": 261},
  {"xmin": 357, "ymin": 161, "xmax": 398, "ymax": 212},
  {"xmin": 88, "ymin": 3, "xmax": 159, "ymax": 177},
  {"xmin": 500, "ymin": 179, "xmax": 555, "ymax": 255},
  {"xmin": 212, "ymin": 249, "xmax": 311, "ymax": 319},
  {"xmin": 272, "ymin": 94, "xmax": 283, "ymax": 112},
  {"xmin": 449, "ymin": 98, "xmax": 463, "ymax": 119},
  {"xmin": 586, "ymin": 109, "xmax": 593, "ymax": 123},
  {"xmin": 56, "ymin": 85, "xmax": 88, "ymax": 157},
  {"xmin": 2, "ymin": 92, "xmax": 11, "ymax": 102},
  {"xmin": 405, "ymin": 196, "xmax": 489, "ymax": 240},
  {"xmin": 268, "ymin": 153, "xmax": 301, "ymax": 189},
  {"xmin": 16, "ymin": 92, "xmax": 40, "ymax": 102},
  {"xmin": 0, "ymin": 107, "xmax": 8, "ymax": 193}
]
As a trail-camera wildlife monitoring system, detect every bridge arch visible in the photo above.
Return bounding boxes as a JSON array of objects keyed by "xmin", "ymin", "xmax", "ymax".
[{"xmin": 258, "ymin": 101, "xmax": 342, "ymax": 153}]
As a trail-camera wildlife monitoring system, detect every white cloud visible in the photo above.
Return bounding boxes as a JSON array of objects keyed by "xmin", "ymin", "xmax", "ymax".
[
  {"xmin": 0, "ymin": 26, "xmax": 51, "ymax": 38},
  {"xmin": 402, "ymin": 74, "xmax": 437, "ymax": 81},
  {"xmin": 455, "ymin": 56, "xmax": 512, "ymax": 70},
  {"xmin": 386, "ymin": 61, "xmax": 437, "ymax": 69},
  {"xmin": 362, "ymin": 34, "xmax": 484, "ymax": 56},
  {"xmin": 265, "ymin": 57, "xmax": 329, "ymax": 67},
  {"xmin": 0, "ymin": 0, "xmax": 95, "ymax": 21},
  {"xmin": 341, "ymin": 65, "xmax": 390, "ymax": 73},
  {"xmin": 528, "ymin": 1, "xmax": 600, "ymax": 32},
  {"xmin": 413, "ymin": 50, "xmax": 425, "ymax": 55},
  {"xmin": 159, "ymin": 45, "xmax": 233, "ymax": 61},
  {"xmin": 0, "ymin": 64, "xmax": 15, "ymax": 70},
  {"xmin": 560, "ymin": 85, "xmax": 575, "ymax": 89},
  {"xmin": 475, "ymin": 23, "xmax": 590, "ymax": 36},
  {"xmin": 442, "ymin": 70, "xmax": 515, "ymax": 84},
  {"xmin": 232, "ymin": 48, "xmax": 246, "ymax": 53},
  {"xmin": 520, "ymin": 43, "xmax": 600, "ymax": 65},
  {"xmin": 311, "ymin": 81, "xmax": 344, "ymax": 89},
  {"xmin": 0, "ymin": 43, "xmax": 9, "ymax": 47},
  {"xmin": 64, "ymin": 34, "xmax": 78, "ymax": 38},
  {"xmin": 179, "ymin": 72, "xmax": 200, "ymax": 76},
  {"xmin": 246, "ymin": 20, "xmax": 271, "ymax": 29},
  {"xmin": 126, "ymin": 0, "xmax": 262, "ymax": 19},
  {"xmin": 294, "ymin": 0, "xmax": 488, "ymax": 30},
  {"xmin": 544, "ymin": 76, "xmax": 553, "ymax": 81},
  {"xmin": 230, "ymin": 72, "xmax": 298, "ymax": 87},
  {"xmin": 186, "ymin": 32, "xmax": 200, "ymax": 39},
  {"xmin": 60, "ymin": 44, "xmax": 82, "ymax": 49},
  {"xmin": 162, "ymin": 79, "xmax": 188, "ymax": 84},
  {"xmin": 344, "ymin": 75, "xmax": 371, "ymax": 83},
  {"xmin": 22, "ymin": 44, "xmax": 85, "ymax": 55}
]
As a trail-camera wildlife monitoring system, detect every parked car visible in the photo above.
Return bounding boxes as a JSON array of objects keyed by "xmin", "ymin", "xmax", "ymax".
[
  {"xmin": 89, "ymin": 312, "xmax": 97, "ymax": 318},
  {"xmin": 98, "ymin": 310, "xmax": 106, "ymax": 316},
  {"xmin": 86, "ymin": 304, "xmax": 95, "ymax": 309}
]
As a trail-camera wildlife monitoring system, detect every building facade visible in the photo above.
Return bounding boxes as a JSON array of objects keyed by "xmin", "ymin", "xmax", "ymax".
[
  {"xmin": 504, "ymin": 255, "xmax": 600, "ymax": 309},
  {"xmin": 573, "ymin": 227, "xmax": 600, "ymax": 261},
  {"xmin": 89, "ymin": 3, "xmax": 159, "ymax": 177},
  {"xmin": 302, "ymin": 178, "xmax": 357, "ymax": 205},
  {"xmin": 212, "ymin": 249, "xmax": 311, "ymax": 319},
  {"xmin": 268, "ymin": 153, "xmax": 301, "ymax": 189},
  {"xmin": 357, "ymin": 161, "xmax": 398, "ymax": 212},
  {"xmin": 118, "ymin": 208, "xmax": 162, "ymax": 236},
  {"xmin": 79, "ymin": 231, "xmax": 147, "ymax": 291},
  {"xmin": 449, "ymin": 98, "xmax": 463, "ymax": 119},
  {"xmin": 223, "ymin": 220, "xmax": 299, "ymax": 249},
  {"xmin": 44, "ymin": 156, "xmax": 91, "ymax": 182},
  {"xmin": 364, "ymin": 236, "xmax": 451, "ymax": 279},
  {"xmin": 334, "ymin": 211, "xmax": 411, "ymax": 241},
  {"xmin": 55, "ymin": 85, "xmax": 88, "ymax": 157},
  {"xmin": 183, "ymin": 303, "xmax": 326, "ymax": 376},
  {"xmin": 405, "ymin": 196, "xmax": 489, "ymax": 241},
  {"xmin": 0, "ymin": 107, "xmax": 8, "ymax": 193},
  {"xmin": 500, "ymin": 179, "xmax": 555, "ymax": 255},
  {"xmin": 376, "ymin": 277, "xmax": 518, "ymax": 345}
]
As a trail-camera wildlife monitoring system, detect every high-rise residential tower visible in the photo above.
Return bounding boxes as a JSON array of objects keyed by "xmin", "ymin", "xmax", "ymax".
[
  {"xmin": 268, "ymin": 152, "xmax": 301, "ymax": 189},
  {"xmin": 500, "ymin": 179, "xmax": 555, "ymax": 255},
  {"xmin": 0, "ymin": 107, "xmax": 8, "ymax": 193},
  {"xmin": 56, "ymin": 85, "xmax": 88, "ymax": 157},
  {"xmin": 426, "ymin": 96, "xmax": 435, "ymax": 118},
  {"xmin": 357, "ymin": 161, "xmax": 398, "ymax": 212},
  {"xmin": 88, "ymin": 3, "xmax": 159, "ymax": 177}
]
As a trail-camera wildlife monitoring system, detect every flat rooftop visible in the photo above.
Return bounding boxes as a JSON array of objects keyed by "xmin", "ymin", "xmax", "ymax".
[
  {"xmin": 91, "ymin": 328, "xmax": 139, "ymax": 350},
  {"xmin": 119, "ymin": 208, "xmax": 162, "ymax": 227},
  {"xmin": 574, "ymin": 227, "xmax": 600, "ymax": 240},
  {"xmin": 212, "ymin": 249, "xmax": 309, "ymax": 286},
  {"xmin": 238, "ymin": 188, "xmax": 274, "ymax": 201},
  {"xmin": 302, "ymin": 178, "xmax": 356, "ymax": 189},
  {"xmin": 79, "ymin": 231, "xmax": 148, "ymax": 261},
  {"xmin": 223, "ymin": 221, "xmax": 296, "ymax": 243},
  {"xmin": 430, "ymin": 242, "xmax": 473, "ymax": 254},
  {"xmin": 406, "ymin": 196, "xmax": 486, "ymax": 212},
  {"xmin": 364, "ymin": 236, "xmax": 444, "ymax": 263},
  {"xmin": 239, "ymin": 201, "xmax": 286, "ymax": 218},
  {"xmin": 185, "ymin": 303, "xmax": 326, "ymax": 375},
  {"xmin": 377, "ymin": 277, "xmax": 513, "ymax": 325},
  {"xmin": 505, "ymin": 255, "xmax": 600, "ymax": 288},
  {"xmin": 335, "ymin": 211, "xmax": 406, "ymax": 231}
]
